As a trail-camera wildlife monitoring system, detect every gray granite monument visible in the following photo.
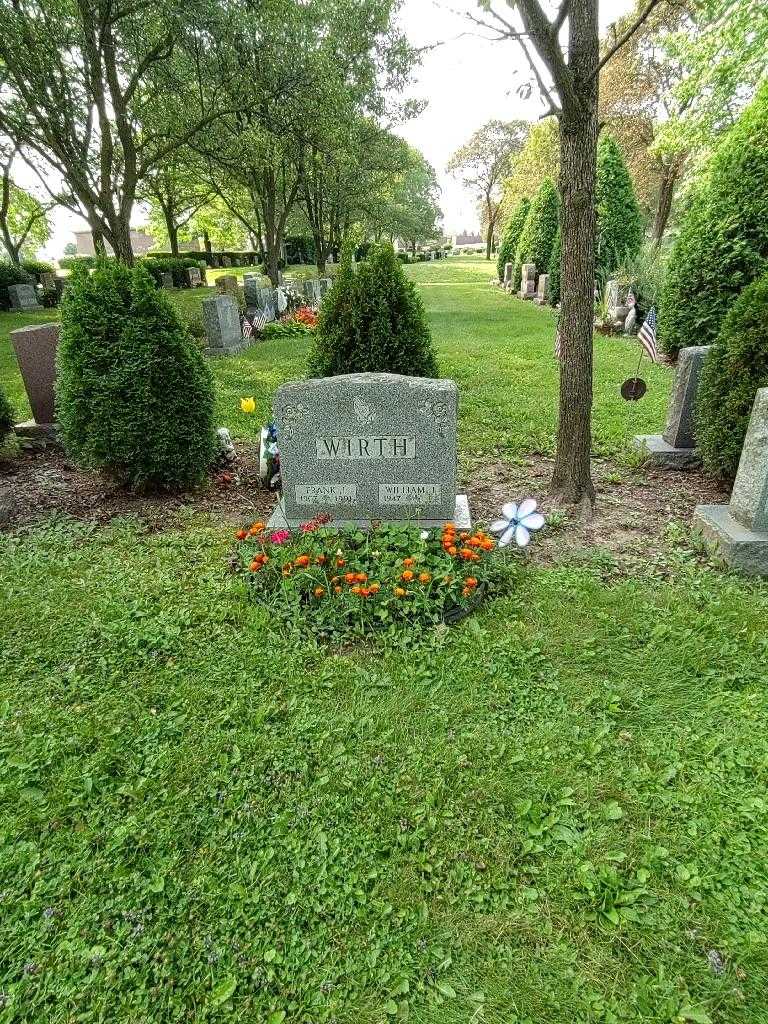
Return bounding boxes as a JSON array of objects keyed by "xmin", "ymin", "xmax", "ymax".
[
  {"xmin": 267, "ymin": 372, "xmax": 470, "ymax": 529},
  {"xmin": 8, "ymin": 283, "xmax": 43, "ymax": 312},
  {"xmin": 160, "ymin": 272, "xmax": 173, "ymax": 289},
  {"xmin": 302, "ymin": 279, "xmax": 321, "ymax": 307},
  {"xmin": 693, "ymin": 387, "xmax": 768, "ymax": 574},
  {"xmin": 185, "ymin": 267, "xmax": 202, "ymax": 288},
  {"xmin": 215, "ymin": 274, "xmax": 239, "ymax": 297},
  {"xmin": 503, "ymin": 262, "xmax": 513, "ymax": 287},
  {"xmin": 202, "ymin": 294, "xmax": 248, "ymax": 356},
  {"xmin": 519, "ymin": 264, "xmax": 536, "ymax": 300},
  {"xmin": 318, "ymin": 277, "xmax": 332, "ymax": 297},
  {"xmin": 634, "ymin": 345, "xmax": 711, "ymax": 469},
  {"xmin": 243, "ymin": 274, "xmax": 261, "ymax": 307},
  {"xmin": 535, "ymin": 273, "xmax": 550, "ymax": 305}
]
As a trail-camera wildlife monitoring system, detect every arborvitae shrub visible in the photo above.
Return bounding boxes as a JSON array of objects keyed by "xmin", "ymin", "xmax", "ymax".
[
  {"xmin": 57, "ymin": 261, "xmax": 215, "ymax": 490},
  {"xmin": 496, "ymin": 197, "xmax": 529, "ymax": 282},
  {"xmin": 548, "ymin": 225, "xmax": 562, "ymax": 305},
  {"xmin": 0, "ymin": 384, "xmax": 14, "ymax": 440},
  {"xmin": 595, "ymin": 133, "xmax": 643, "ymax": 281},
  {"xmin": 659, "ymin": 82, "xmax": 768, "ymax": 358},
  {"xmin": 696, "ymin": 272, "xmax": 768, "ymax": 480},
  {"xmin": 308, "ymin": 243, "xmax": 438, "ymax": 378},
  {"xmin": 513, "ymin": 178, "xmax": 559, "ymax": 290}
]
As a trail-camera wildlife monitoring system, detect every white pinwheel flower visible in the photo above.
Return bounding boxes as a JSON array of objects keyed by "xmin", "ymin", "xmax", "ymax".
[{"xmin": 490, "ymin": 498, "xmax": 545, "ymax": 548}]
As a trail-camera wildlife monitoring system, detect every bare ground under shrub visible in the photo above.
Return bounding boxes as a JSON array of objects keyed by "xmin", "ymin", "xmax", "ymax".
[{"xmin": 0, "ymin": 444, "xmax": 728, "ymax": 564}]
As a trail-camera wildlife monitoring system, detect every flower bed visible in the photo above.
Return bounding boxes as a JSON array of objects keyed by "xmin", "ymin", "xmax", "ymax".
[{"xmin": 234, "ymin": 517, "xmax": 512, "ymax": 640}]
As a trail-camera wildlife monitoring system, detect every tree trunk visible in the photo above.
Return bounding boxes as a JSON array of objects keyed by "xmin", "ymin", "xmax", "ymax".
[
  {"xmin": 549, "ymin": 0, "xmax": 599, "ymax": 510},
  {"xmin": 203, "ymin": 229, "xmax": 212, "ymax": 253},
  {"xmin": 652, "ymin": 162, "xmax": 679, "ymax": 243},
  {"xmin": 0, "ymin": 226, "xmax": 20, "ymax": 265},
  {"xmin": 485, "ymin": 223, "xmax": 493, "ymax": 261},
  {"xmin": 164, "ymin": 210, "xmax": 180, "ymax": 257},
  {"xmin": 110, "ymin": 219, "xmax": 134, "ymax": 265}
]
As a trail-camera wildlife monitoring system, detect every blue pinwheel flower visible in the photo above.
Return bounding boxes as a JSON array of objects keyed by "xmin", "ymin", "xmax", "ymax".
[{"xmin": 490, "ymin": 499, "xmax": 545, "ymax": 548}]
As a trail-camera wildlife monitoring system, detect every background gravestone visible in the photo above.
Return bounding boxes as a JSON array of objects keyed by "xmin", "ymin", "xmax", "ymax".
[
  {"xmin": 160, "ymin": 272, "xmax": 173, "ymax": 289},
  {"xmin": 503, "ymin": 262, "xmax": 513, "ymax": 287},
  {"xmin": 10, "ymin": 323, "xmax": 60, "ymax": 434},
  {"xmin": 243, "ymin": 275, "xmax": 261, "ymax": 307},
  {"xmin": 535, "ymin": 274, "xmax": 549, "ymax": 304},
  {"xmin": 268, "ymin": 372, "xmax": 469, "ymax": 529},
  {"xmin": 185, "ymin": 267, "xmax": 202, "ymax": 288},
  {"xmin": 8, "ymin": 283, "xmax": 43, "ymax": 312},
  {"xmin": 215, "ymin": 274, "xmax": 239, "ymax": 297},
  {"xmin": 634, "ymin": 345, "xmax": 711, "ymax": 468},
  {"xmin": 519, "ymin": 264, "xmax": 536, "ymax": 299},
  {"xmin": 694, "ymin": 387, "xmax": 768, "ymax": 574},
  {"xmin": 201, "ymin": 294, "xmax": 247, "ymax": 356}
]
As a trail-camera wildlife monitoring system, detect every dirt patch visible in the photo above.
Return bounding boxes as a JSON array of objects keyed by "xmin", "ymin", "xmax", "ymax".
[
  {"xmin": 1, "ymin": 444, "xmax": 729, "ymax": 563},
  {"xmin": 464, "ymin": 454, "xmax": 729, "ymax": 565}
]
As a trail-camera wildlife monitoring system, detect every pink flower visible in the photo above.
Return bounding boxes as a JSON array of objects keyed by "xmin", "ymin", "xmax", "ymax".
[{"xmin": 269, "ymin": 529, "xmax": 291, "ymax": 545}]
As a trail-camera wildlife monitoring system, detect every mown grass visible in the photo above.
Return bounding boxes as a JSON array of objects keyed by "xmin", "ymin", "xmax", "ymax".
[
  {"xmin": 1, "ymin": 256, "xmax": 668, "ymax": 460},
  {"xmin": 1, "ymin": 257, "xmax": 767, "ymax": 1023}
]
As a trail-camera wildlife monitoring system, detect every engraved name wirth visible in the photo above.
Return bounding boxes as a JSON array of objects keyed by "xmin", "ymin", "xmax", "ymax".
[{"xmin": 316, "ymin": 435, "xmax": 416, "ymax": 460}]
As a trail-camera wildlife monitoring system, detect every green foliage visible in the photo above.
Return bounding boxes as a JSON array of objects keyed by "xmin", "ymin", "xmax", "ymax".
[
  {"xmin": 659, "ymin": 83, "xmax": 768, "ymax": 357},
  {"xmin": 58, "ymin": 255, "xmax": 97, "ymax": 271},
  {"xmin": 308, "ymin": 243, "xmax": 437, "ymax": 378},
  {"xmin": 0, "ymin": 381, "xmax": 14, "ymax": 438},
  {"xmin": 138, "ymin": 255, "xmax": 205, "ymax": 288},
  {"xmin": 616, "ymin": 239, "xmax": 669, "ymax": 317},
  {"xmin": 595, "ymin": 133, "xmax": 643, "ymax": 280},
  {"xmin": 237, "ymin": 520, "xmax": 503, "ymax": 641},
  {"xmin": 262, "ymin": 319, "xmax": 313, "ymax": 339},
  {"xmin": 514, "ymin": 178, "xmax": 559, "ymax": 289},
  {"xmin": 496, "ymin": 197, "xmax": 529, "ymax": 282},
  {"xmin": 20, "ymin": 258, "xmax": 54, "ymax": 279},
  {"xmin": 284, "ymin": 236, "xmax": 316, "ymax": 265},
  {"xmin": 547, "ymin": 225, "xmax": 562, "ymax": 305},
  {"xmin": 0, "ymin": 261, "xmax": 34, "ymax": 311},
  {"xmin": 57, "ymin": 262, "xmax": 215, "ymax": 490},
  {"xmin": 696, "ymin": 272, "xmax": 768, "ymax": 479}
]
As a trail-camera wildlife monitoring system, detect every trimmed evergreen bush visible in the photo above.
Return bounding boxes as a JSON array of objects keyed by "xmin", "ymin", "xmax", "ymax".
[
  {"xmin": 547, "ymin": 225, "xmax": 562, "ymax": 305},
  {"xmin": 0, "ymin": 384, "xmax": 14, "ymax": 441},
  {"xmin": 307, "ymin": 243, "xmax": 437, "ymax": 378},
  {"xmin": 696, "ymin": 272, "xmax": 768, "ymax": 480},
  {"xmin": 496, "ymin": 197, "xmax": 530, "ymax": 282},
  {"xmin": 57, "ymin": 261, "xmax": 215, "ymax": 490},
  {"xmin": 595, "ymin": 133, "xmax": 643, "ymax": 281},
  {"xmin": 513, "ymin": 178, "xmax": 559, "ymax": 290},
  {"xmin": 659, "ymin": 82, "xmax": 768, "ymax": 358}
]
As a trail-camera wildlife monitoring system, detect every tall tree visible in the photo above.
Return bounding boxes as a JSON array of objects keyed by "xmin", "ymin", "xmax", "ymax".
[
  {"xmin": 469, "ymin": 1, "xmax": 664, "ymax": 508},
  {"xmin": 0, "ymin": 0, "xmax": 225, "ymax": 263},
  {"xmin": 594, "ymin": 133, "xmax": 643, "ymax": 279},
  {"xmin": 0, "ymin": 141, "xmax": 52, "ymax": 264},
  {"xmin": 140, "ymin": 151, "xmax": 213, "ymax": 256},
  {"xmin": 447, "ymin": 120, "xmax": 527, "ymax": 260},
  {"xmin": 500, "ymin": 118, "xmax": 559, "ymax": 223}
]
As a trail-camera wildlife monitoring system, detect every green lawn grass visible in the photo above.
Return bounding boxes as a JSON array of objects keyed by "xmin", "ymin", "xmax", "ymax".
[{"xmin": 1, "ymin": 258, "xmax": 767, "ymax": 1023}]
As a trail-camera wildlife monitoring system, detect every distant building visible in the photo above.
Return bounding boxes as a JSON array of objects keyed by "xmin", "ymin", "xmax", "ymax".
[
  {"xmin": 74, "ymin": 228, "xmax": 157, "ymax": 256},
  {"xmin": 451, "ymin": 230, "xmax": 483, "ymax": 249}
]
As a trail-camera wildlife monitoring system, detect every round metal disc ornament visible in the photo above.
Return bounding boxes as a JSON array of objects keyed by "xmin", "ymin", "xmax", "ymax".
[{"xmin": 621, "ymin": 377, "xmax": 647, "ymax": 401}]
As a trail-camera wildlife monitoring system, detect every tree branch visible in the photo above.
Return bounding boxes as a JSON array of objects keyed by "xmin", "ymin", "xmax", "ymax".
[{"xmin": 593, "ymin": 0, "xmax": 666, "ymax": 77}]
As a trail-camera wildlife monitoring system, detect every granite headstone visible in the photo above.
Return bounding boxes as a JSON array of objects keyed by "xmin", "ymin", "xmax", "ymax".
[
  {"xmin": 186, "ymin": 267, "xmax": 202, "ymax": 288},
  {"xmin": 8, "ymin": 283, "xmax": 43, "ymax": 312},
  {"xmin": 10, "ymin": 323, "xmax": 60, "ymax": 432},
  {"xmin": 694, "ymin": 387, "xmax": 768, "ymax": 574},
  {"xmin": 202, "ymin": 294, "xmax": 246, "ymax": 355},
  {"xmin": 268, "ymin": 372, "xmax": 470, "ymax": 529},
  {"xmin": 634, "ymin": 345, "xmax": 711, "ymax": 468}
]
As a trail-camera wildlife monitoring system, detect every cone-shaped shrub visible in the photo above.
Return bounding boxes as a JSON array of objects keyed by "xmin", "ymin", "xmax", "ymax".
[
  {"xmin": 547, "ymin": 225, "xmax": 562, "ymax": 305},
  {"xmin": 513, "ymin": 178, "xmax": 559, "ymax": 290},
  {"xmin": 57, "ymin": 261, "xmax": 215, "ymax": 490},
  {"xmin": 308, "ymin": 242, "xmax": 437, "ymax": 378},
  {"xmin": 659, "ymin": 83, "xmax": 768, "ymax": 358},
  {"xmin": 695, "ymin": 272, "xmax": 768, "ymax": 480},
  {"xmin": 595, "ymin": 133, "xmax": 643, "ymax": 281},
  {"xmin": 496, "ymin": 197, "xmax": 529, "ymax": 282},
  {"xmin": 0, "ymin": 384, "xmax": 13, "ymax": 440}
]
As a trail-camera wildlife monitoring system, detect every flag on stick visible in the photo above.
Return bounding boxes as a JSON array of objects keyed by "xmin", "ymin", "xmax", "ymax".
[
  {"xmin": 638, "ymin": 307, "xmax": 658, "ymax": 363},
  {"xmin": 554, "ymin": 325, "xmax": 563, "ymax": 361}
]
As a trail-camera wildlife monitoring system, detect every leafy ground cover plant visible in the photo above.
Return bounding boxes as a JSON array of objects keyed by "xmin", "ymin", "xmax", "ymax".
[{"xmin": 234, "ymin": 517, "xmax": 510, "ymax": 640}]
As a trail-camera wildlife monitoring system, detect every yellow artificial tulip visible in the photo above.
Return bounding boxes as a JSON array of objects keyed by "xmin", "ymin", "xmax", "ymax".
[{"xmin": 240, "ymin": 397, "xmax": 256, "ymax": 414}]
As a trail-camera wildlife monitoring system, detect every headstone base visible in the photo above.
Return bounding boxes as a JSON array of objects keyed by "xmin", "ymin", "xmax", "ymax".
[
  {"xmin": 204, "ymin": 339, "xmax": 255, "ymax": 358},
  {"xmin": 268, "ymin": 493, "xmax": 471, "ymax": 531},
  {"xmin": 693, "ymin": 504, "xmax": 768, "ymax": 576},
  {"xmin": 633, "ymin": 434, "xmax": 702, "ymax": 470},
  {"xmin": 13, "ymin": 420, "xmax": 61, "ymax": 449}
]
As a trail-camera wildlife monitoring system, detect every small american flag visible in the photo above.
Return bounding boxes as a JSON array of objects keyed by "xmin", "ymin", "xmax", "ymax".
[
  {"xmin": 242, "ymin": 310, "xmax": 267, "ymax": 337},
  {"xmin": 638, "ymin": 307, "xmax": 658, "ymax": 363}
]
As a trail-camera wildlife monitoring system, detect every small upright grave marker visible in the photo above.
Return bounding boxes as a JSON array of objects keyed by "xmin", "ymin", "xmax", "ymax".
[
  {"xmin": 634, "ymin": 345, "xmax": 711, "ymax": 468},
  {"xmin": 268, "ymin": 372, "xmax": 469, "ymax": 529},
  {"xmin": 202, "ymin": 294, "xmax": 249, "ymax": 356},
  {"xmin": 694, "ymin": 387, "xmax": 768, "ymax": 574},
  {"xmin": 185, "ymin": 267, "xmax": 202, "ymax": 288},
  {"xmin": 8, "ymin": 283, "xmax": 43, "ymax": 312},
  {"xmin": 9, "ymin": 323, "xmax": 60, "ymax": 439},
  {"xmin": 519, "ymin": 264, "xmax": 536, "ymax": 300}
]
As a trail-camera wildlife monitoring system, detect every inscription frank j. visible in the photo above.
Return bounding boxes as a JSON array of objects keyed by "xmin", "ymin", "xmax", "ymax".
[
  {"xmin": 295, "ymin": 483, "xmax": 357, "ymax": 505},
  {"xmin": 316, "ymin": 435, "xmax": 415, "ymax": 460}
]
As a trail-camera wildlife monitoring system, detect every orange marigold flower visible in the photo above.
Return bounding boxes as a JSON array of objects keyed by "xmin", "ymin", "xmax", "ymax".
[
  {"xmin": 447, "ymin": 545, "xmax": 458, "ymax": 556},
  {"xmin": 314, "ymin": 586, "xmax": 326, "ymax": 598},
  {"xmin": 459, "ymin": 548, "xmax": 474, "ymax": 560},
  {"xmin": 344, "ymin": 572, "xmax": 356, "ymax": 584},
  {"xmin": 350, "ymin": 585, "xmax": 362, "ymax": 595},
  {"xmin": 295, "ymin": 554, "xmax": 311, "ymax": 568},
  {"xmin": 249, "ymin": 561, "xmax": 261, "ymax": 572},
  {"xmin": 418, "ymin": 572, "xmax": 431, "ymax": 584},
  {"xmin": 401, "ymin": 570, "xmax": 415, "ymax": 581},
  {"xmin": 315, "ymin": 555, "xmax": 326, "ymax": 564},
  {"xmin": 334, "ymin": 585, "xmax": 342, "ymax": 594},
  {"xmin": 402, "ymin": 557, "xmax": 415, "ymax": 567},
  {"xmin": 369, "ymin": 582, "xmax": 381, "ymax": 594},
  {"xmin": 394, "ymin": 586, "xmax": 407, "ymax": 598},
  {"xmin": 236, "ymin": 529, "xmax": 247, "ymax": 541},
  {"xmin": 359, "ymin": 587, "xmax": 370, "ymax": 597},
  {"xmin": 355, "ymin": 572, "xmax": 367, "ymax": 583},
  {"xmin": 462, "ymin": 586, "xmax": 471, "ymax": 598},
  {"xmin": 336, "ymin": 557, "xmax": 346, "ymax": 567},
  {"xmin": 465, "ymin": 577, "xmax": 478, "ymax": 588}
]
